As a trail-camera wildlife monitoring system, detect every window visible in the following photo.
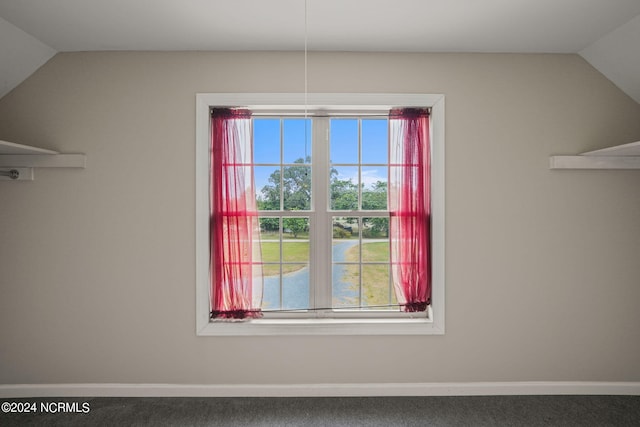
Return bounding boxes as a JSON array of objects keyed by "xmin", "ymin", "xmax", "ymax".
[
  {"xmin": 196, "ymin": 94, "xmax": 445, "ymax": 335},
  {"xmin": 254, "ymin": 116, "xmax": 399, "ymax": 315}
]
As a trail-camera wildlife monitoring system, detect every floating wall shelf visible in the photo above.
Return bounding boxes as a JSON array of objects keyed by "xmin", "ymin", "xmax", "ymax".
[
  {"xmin": 550, "ymin": 141, "xmax": 640, "ymax": 169},
  {"xmin": 0, "ymin": 140, "xmax": 86, "ymax": 181}
]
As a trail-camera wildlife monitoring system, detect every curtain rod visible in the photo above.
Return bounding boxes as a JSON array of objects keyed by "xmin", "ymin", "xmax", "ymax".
[{"xmin": 209, "ymin": 108, "xmax": 431, "ymax": 117}]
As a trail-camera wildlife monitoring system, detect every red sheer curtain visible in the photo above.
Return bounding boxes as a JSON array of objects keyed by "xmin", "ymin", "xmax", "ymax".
[
  {"xmin": 389, "ymin": 108, "xmax": 431, "ymax": 312},
  {"xmin": 210, "ymin": 108, "xmax": 263, "ymax": 319}
]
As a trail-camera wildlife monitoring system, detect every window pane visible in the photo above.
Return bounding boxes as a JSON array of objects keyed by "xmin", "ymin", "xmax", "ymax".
[
  {"xmin": 255, "ymin": 166, "xmax": 281, "ymax": 210},
  {"xmin": 361, "ymin": 265, "xmax": 392, "ymax": 309},
  {"xmin": 332, "ymin": 216, "xmax": 358, "ymax": 246},
  {"xmin": 254, "ymin": 118, "xmax": 281, "ymax": 164},
  {"xmin": 282, "ymin": 241, "xmax": 309, "ymax": 263},
  {"xmin": 259, "ymin": 218, "xmax": 281, "ymax": 264},
  {"xmin": 361, "ymin": 225, "xmax": 389, "ymax": 262},
  {"xmin": 261, "ymin": 263, "xmax": 280, "ymax": 277},
  {"xmin": 361, "ymin": 119, "xmax": 388, "ymax": 164},
  {"xmin": 282, "ymin": 165, "xmax": 311, "ymax": 210},
  {"xmin": 282, "ymin": 217, "xmax": 309, "ymax": 262},
  {"xmin": 260, "ymin": 245, "xmax": 281, "ymax": 267},
  {"xmin": 282, "ymin": 216, "xmax": 309, "ymax": 240},
  {"xmin": 330, "ymin": 119, "xmax": 358, "ymax": 164},
  {"xmin": 361, "ymin": 167, "xmax": 387, "ymax": 210},
  {"xmin": 333, "ymin": 263, "xmax": 359, "ymax": 308},
  {"xmin": 282, "ymin": 264, "xmax": 309, "ymax": 310},
  {"xmin": 330, "ymin": 166, "xmax": 358, "ymax": 210},
  {"xmin": 283, "ymin": 119, "xmax": 311, "ymax": 163},
  {"xmin": 262, "ymin": 271, "xmax": 281, "ymax": 310}
]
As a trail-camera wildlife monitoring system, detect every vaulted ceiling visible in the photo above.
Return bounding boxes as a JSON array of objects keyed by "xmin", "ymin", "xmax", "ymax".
[{"xmin": 1, "ymin": 0, "xmax": 639, "ymax": 102}]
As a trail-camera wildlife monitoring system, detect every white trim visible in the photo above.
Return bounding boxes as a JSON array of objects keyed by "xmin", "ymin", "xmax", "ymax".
[
  {"xmin": 582, "ymin": 140, "xmax": 640, "ymax": 156},
  {"xmin": 201, "ymin": 316, "xmax": 436, "ymax": 336},
  {"xmin": 550, "ymin": 155, "xmax": 640, "ymax": 169},
  {"xmin": 200, "ymin": 92, "xmax": 444, "ymax": 111},
  {"xmin": 0, "ymin": 139, "xmax": 58, "ymax": 155},
  {"xmin": 430, "ymin": 96, "xmax": 445, "ymax": 331},
  {"xmin": 549, "ymin": 141, "xmax": 640, "ymax": 169},
  {"xmin": 0, "ymin": 154, "xmax": 86, "ymax": 168},
  {"xmin": 2, "ymin": 382, "xmax": 639, "ymax": 398},
  {"xmin": 196, "ymin": 93, "xmax": 445, "ymax": 336},
  {"xmin": 195, "ymin": 94, "xmax": 211, "ymax": 335}
]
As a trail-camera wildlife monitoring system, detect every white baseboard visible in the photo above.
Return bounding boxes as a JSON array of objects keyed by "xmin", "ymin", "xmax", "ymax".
[{"xmin": 1, "ymin": 382, "xmax": 640, "ymax": 398}]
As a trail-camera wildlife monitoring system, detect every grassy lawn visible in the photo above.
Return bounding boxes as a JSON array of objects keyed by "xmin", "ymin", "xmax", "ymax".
[
  {"xmin": 361, "ymin": 241, "xmax": 389, "ymax": 262},
  {"xmin": 260, "ymin": 241, "xmax": 309, "ymax": 276},
  {"xmin": 342, "ymin": 242, "xmax": 394, "ymax": 307}
]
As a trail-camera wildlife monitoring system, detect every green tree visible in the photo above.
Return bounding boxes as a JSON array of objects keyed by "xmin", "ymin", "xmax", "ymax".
[
  {"xmin": 258, "ymin": 217, "xmax": 279, "ymax": 232},
  {"xmin": 258, "ymin": 162, "xmax": 388, "ymax": 237},
  {"xmin": 259, "ymin": 157, "xmax": 311, "ymax": 211},
  {"xmin": 362, "ymin": 181, "xmax": 389, "ymax": 237},
  {"xmin": 257, "ymin": 169, "xmax": 281, "ymax": 211},
  {"xmin": 331, "ymin": 179, "xmax": 358, "ymax": 210},
  {"xmin": 283, "ymin": 217, "xmax": 308, "ymax": 239},
  {"xmin": 329, "ymin": 166, "xmax": 358, "ymax": 210},
  {"xmin": 363, "ymin": 217, "xmax": 389, "ymax": 238},
  {"xmin": 362, "ymin": 180, "xmax": 387, "ymax": 210}
]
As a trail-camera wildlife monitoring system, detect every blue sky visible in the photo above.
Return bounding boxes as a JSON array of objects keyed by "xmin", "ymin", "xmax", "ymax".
[{"xmin": 253, "ymin": 118, "xmax": 388, "ymax": 199}]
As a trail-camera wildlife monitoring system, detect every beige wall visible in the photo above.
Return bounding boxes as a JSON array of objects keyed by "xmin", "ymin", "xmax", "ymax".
[{"xmin": 1, "ymin": 52, "xmax": 640, "ymax": 385}]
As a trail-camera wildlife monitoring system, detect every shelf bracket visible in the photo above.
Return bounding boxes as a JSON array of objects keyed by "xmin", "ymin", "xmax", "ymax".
[{"xmin": 0, "ymin": 168, "xmax": 34, "ymax": 181}]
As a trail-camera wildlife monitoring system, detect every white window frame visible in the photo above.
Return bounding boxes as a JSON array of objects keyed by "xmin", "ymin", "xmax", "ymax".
[{"xmin": 196, "ymin": 93, "xmax": 445, "ymax": 336}]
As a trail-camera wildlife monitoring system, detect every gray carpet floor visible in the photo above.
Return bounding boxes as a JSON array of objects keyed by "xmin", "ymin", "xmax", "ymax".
[{"xmin": 1, "ymin": 396, "xmax": 639, "ymax": 426}]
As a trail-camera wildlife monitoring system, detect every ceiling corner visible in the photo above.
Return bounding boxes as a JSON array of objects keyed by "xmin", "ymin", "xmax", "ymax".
[
  {"xmin": 0, "ymin": 15, "xmax": 57, "ymax": 100},
  {"xmin": 579, "ymin": 14, "xmax": 640, "ymax": 104}
]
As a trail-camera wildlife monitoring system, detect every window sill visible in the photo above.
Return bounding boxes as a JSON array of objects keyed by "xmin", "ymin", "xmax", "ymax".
[{"xmin": 197, "ymin": 316, "xmax": 444, "ymax": 336}]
